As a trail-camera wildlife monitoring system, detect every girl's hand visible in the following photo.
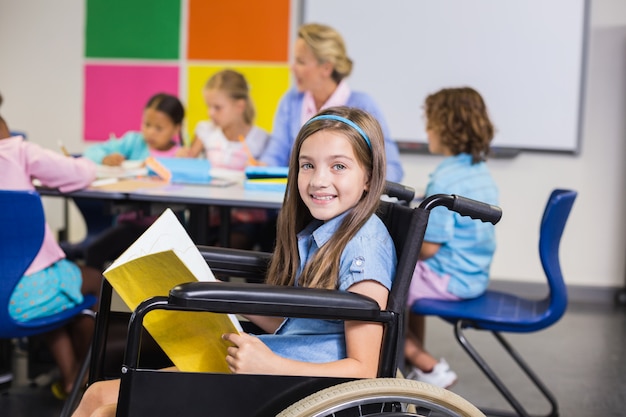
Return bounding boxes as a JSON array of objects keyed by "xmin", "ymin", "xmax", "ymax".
[
  {"xmin": 223, "ymin": 333, "xmax": 282, "ymax": 375},
  {"xmin": 102, "ymin": 153, "xmax": 125, "ymax": 166},
  {"xmin": 175, "ymin": 147, "xmax": 191, "ymax": 157}
]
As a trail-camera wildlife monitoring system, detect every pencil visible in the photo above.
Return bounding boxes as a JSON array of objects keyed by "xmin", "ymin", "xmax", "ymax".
[
  {"xmin": 238, "ymin": 135, "xmax": 262, "ymax": 166},
  {"xmin": 58, "ymin": 140, "xmax": 70, "ymax": 156}
]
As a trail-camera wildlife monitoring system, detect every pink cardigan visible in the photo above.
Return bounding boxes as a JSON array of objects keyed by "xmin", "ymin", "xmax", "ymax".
[{"xmin": 0, "ymin": 136, "xmax": 97, "ymax": 275}]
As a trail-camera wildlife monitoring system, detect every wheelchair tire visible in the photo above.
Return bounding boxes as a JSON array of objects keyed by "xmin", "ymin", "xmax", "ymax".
[{"xmin": 276, "ymin": 378, "xmax": 484, "ymax": 417}]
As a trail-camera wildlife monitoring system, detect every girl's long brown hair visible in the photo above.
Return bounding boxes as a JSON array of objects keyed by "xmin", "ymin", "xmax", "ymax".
[{"xmin": 265, "ymin": 106, "xmax": 386, "ymax": 289}]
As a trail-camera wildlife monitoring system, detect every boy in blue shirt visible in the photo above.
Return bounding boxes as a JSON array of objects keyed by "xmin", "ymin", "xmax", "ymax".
[{"xmin": 405, "ymin": 87, "xmax": 499, "ymax": 388}]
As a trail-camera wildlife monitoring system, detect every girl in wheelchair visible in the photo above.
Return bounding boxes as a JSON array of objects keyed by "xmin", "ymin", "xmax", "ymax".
[{"xmin": 72, "ymin": 106, "xmax": 397, "ymax": 416}]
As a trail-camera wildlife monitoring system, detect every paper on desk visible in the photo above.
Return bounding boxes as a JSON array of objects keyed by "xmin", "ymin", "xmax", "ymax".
[
  {"xmin": 209, "ymin": 168, "xmax": 245, "ymax": 184},
  {"xmin": 104, "ymin": 209, "xmax": 242, "ymax": 373},
  {"xmin": 96, "ymin": 164, "xmax": 148, "ymax": 179},
  {"xmin": 90, "ymin": 178, "xmax": 168, "ymax": 192}
]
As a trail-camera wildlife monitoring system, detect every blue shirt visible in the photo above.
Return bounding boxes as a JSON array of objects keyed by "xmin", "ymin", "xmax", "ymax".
[
  {"xmin": 83, "ymin": 131, "xmax": 149, "ymax": 164},
  {"xmin": 260, "ymin": 88, "xmax": 404, "ymax": 182},
  {"xmin": 423, "ymin": 153, "xmax": 499, "ymax": 298},
  {"xmin": 258, "ymin": 212, "xmax": 397, "ymax": 362}
]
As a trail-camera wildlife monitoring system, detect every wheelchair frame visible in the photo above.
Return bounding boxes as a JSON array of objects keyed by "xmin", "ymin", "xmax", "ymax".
[{"xmin": 88, "ymin": 193, "xmax": 501, "ymax": 417}]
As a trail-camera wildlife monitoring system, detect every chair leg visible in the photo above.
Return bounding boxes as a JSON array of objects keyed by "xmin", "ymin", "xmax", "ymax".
[
  {"xmin": 454, "ymin": 321, "xmax": 559, "ymax": 417},
  {"xmin": 59, "ymin": 308, "xmax": 97, "ymax": 417},
  {"xmin": 89, "ymin": 279, "xmax": 113, "ymax": 384},
  {"xmin": 59, "ymin": 343, "xmax": 91, "ymax": 417}
]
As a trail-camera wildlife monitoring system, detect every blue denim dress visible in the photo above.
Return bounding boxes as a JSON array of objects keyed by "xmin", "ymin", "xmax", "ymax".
[{"xmin": 258, "ymin": 212, "xmax": 396, "ymax": 363}]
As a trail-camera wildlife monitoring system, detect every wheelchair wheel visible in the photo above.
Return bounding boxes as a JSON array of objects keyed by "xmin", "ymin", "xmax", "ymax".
[{"xmin": 276, "ymin": 378, "xmax": 484, "ymax": 417}]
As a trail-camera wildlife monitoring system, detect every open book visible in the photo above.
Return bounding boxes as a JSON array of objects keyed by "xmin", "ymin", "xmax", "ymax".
[{"xmin": 104, "ymin": 209, "xmax": 242, "ymax": 373}]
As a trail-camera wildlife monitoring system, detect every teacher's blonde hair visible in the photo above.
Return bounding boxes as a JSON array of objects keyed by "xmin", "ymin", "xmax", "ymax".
[{"xmin": 298, "ymin": 23, "xmax": 353, "ymax": 84}]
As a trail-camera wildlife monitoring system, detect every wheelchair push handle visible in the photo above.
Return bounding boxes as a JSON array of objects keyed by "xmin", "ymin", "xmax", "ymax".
[
  {"xmin": 383, "ymin": 181, "xmax": 416, "ymax": 204},
  {"xmin": 420, "ymin": 193, "xmax": 502, "ymax": 225}
]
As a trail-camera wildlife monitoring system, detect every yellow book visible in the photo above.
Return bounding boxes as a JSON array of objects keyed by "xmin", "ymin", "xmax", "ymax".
[{"xmin": 103, "ymin": 209, "xmax": 242, "ymax": 373}]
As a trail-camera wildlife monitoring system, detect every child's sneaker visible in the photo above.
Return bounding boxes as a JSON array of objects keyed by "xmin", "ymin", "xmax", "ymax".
[{"xmin": 405, "ymin": 358, "xmax": 458, "ymax": 389}]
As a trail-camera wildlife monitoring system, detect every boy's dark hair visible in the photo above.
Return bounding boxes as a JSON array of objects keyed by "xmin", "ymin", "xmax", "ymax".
[{"xmin": 425, "ymin": 87, "xmax": 494, "ymax": 163}]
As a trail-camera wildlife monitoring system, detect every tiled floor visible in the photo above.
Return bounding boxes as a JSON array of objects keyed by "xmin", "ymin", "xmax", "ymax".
[{"xmin": 1, "ymin": 300, "xmax": 625, "ymax": 416}]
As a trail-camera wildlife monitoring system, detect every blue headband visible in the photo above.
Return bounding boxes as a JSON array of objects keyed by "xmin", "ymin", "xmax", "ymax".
[{"xmin": 305, "ymin": 114, "xmax": 371, "ymax": 149}]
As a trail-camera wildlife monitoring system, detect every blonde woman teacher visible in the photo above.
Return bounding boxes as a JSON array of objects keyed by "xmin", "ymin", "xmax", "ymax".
[{"xmin": 260, "ymin": 23, "xmax": 404, "ymax": 182}]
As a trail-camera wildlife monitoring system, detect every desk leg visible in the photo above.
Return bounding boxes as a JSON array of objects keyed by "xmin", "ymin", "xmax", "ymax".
[
  {"xmin": 56, "ymin": 197, "xmax": 69, "ymax": 243},
  {"xmin": 187, "ymin": 206, "xmax": 231, "ymax": 247},
  {"xmin": 188, "ymin": 205, "xmax": 209, "ymax": 245},
  {"xmin": 219, "ymin": 206, "xmax": 231, "ymax": 247}
]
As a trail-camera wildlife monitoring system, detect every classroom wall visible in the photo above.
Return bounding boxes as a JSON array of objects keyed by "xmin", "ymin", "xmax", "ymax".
[{"xmin": 0, "ymin": 0, "xmax": 624, "ymax": 291}]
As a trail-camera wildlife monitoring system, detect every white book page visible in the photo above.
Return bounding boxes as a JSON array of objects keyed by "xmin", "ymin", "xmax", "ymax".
[{"xmin": 105, "ymin": 208, "xmax": 216, "ymax": 282}]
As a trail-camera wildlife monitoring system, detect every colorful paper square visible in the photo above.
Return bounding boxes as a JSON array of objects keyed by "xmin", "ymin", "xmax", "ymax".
[
  {"xmin": 187, "ymin": 0, "xmax": 290, "ymax": 62},
  {"xmin": 84, "ymin": 64, "xmax": 179, "ymax": 141},
  {"xmin": 85, "ymin": 0, "xmax": 181, "ymax": 59}
]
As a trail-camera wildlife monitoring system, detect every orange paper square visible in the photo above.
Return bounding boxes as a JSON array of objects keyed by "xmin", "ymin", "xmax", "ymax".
[{"xmin": 187, "ymin": 0, "xmax": 290, "ymax": 62}]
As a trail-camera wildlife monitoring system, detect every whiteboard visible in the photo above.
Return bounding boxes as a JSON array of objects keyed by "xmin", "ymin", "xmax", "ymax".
[{"xmin": 303, "ymin": 0, "xmax": 589, "ymax": 152}]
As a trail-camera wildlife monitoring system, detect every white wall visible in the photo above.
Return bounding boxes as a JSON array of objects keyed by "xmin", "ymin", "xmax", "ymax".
[
  {"xmin": 0, "ymin": 0, "xmax": 87, "ymax": 240},
  {"xmin": 0, "ymin": 0, "xmax": 624, "ymax": 290}
]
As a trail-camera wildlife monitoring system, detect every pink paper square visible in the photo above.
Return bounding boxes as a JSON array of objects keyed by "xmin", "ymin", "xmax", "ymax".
[{"xmin": 84, "ymin": 64, "xmax": 179, "ymax": 141}]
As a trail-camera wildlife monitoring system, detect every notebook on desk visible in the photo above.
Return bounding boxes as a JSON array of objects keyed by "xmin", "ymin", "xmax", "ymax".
[
  {"xmin": 243, "ymin": 166, "xmax": 288, "ymax": 192},
  {"xmin": 146, "ymin": 157, "xmax": 212, "ymax": 184},
  {"xmin": 244, "ymin": 166, "xmax": 289, "ymax": 180}
]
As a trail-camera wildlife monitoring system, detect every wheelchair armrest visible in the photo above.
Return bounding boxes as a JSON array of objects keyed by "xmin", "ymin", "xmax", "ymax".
[
  {"xmin": 169, "ymin": 281, "xmax": 384, "ymax": 322},
  {"xmin": 198, "ymin": 246, "xmax": 271, "ymax": 282}
]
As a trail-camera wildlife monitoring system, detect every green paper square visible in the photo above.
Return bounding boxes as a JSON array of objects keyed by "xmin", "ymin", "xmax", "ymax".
[{"xmin": 86, "ymin": 0, "xmax": 181, "ymax": 59}]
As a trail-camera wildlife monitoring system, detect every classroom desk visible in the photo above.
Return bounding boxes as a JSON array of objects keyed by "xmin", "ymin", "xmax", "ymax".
[
  {"xmin": 127, "ymin": 182, "xmax": 284, "ymax": 245},
  {"xmin": 38, "ymin": 178, "xmax": 284, "ymax": 247}
]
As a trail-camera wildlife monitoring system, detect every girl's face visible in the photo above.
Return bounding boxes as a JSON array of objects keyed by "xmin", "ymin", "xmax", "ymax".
[
  {"xmin": 291, "ymin": 38, "xmax": 332, "ymax": 93},
  {"xmin": 204, "ymin": 88, "xmax": 244, "ymax": 129},
  {"xmin": 141, "ymin": 108, "xmax": 179, "ymax": 151},
  {"xmin": 297, "ymin": 130, "xmax": 369, "ymax": 221}
]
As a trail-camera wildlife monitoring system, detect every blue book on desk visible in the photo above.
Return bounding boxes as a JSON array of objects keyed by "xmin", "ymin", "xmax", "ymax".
[
  {"xmin": 147, "ymin": 157, "xmax": 212, "ymax": 184},
  {"xmin": 244, "ymin": 166, "xmax": 288, "ymax": 192}
]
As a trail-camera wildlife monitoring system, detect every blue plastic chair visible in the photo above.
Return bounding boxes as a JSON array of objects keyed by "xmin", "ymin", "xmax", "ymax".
[
  {"xmin": 0, "ymin": 189, "xmax": 97, "ymax": 417},
  {"xmin": 410, "ymin": 189, "xmax": 577, "ymax": 417}
]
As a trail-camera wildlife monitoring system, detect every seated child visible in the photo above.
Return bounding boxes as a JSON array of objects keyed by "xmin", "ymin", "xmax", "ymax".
[
  {"xmin": 0, "ymin": 93, "xmax": 102, "ymax": 398},
  {"xmin": 404, "ymin": 87, "xmax": 499, "ymax": 388},
  {"xmin": 71, "ymin": 105, "xmax": 396, "ymax": 417},
  {"xmin": 178, "ymin": 69, "xmax": 270, "ymax": 249},
  {"xmin": 82, "ymin": 92, "xmax": 184, "ymax": 271}
]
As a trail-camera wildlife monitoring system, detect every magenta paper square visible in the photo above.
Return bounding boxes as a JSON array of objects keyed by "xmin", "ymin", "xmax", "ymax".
[{"xmin": 84, "ymin": 64, "xmax": 179, "ymax": 141}]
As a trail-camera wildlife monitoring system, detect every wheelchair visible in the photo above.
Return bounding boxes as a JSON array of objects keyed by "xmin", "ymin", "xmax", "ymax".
[{"xmin": 86, "ymin": 185, "xmax": 502, "ymax": 417}]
